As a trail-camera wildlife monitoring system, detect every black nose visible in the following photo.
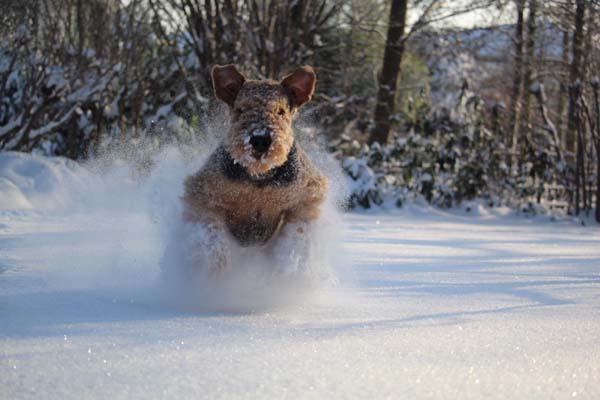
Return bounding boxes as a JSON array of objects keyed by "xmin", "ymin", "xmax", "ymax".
[{"xmin": 249, "ymin": 135, "xmax": 272, "ymax": 154}]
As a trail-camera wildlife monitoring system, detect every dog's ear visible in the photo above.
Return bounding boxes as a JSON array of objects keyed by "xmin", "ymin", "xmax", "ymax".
[
  {"xmin": 212, "ymin": 64, "xmax": 246, "ymax": 107},
  {"xmin": 281, "ymin": 66, "xmax": 316, "ymax": 108}
]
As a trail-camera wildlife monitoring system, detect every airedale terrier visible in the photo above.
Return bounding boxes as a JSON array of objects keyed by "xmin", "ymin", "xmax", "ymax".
[{"xmin": 182, "ymin": 64, "xmax": 328, "ymax": 273}]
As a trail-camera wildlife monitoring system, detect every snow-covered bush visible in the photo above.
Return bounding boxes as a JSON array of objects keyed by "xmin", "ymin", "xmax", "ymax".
[
  {"xmin": 337, "ymin": 90, "xmax": 564, "ymax": 210},
  {"xmin": 0, "ymin": 27, "xmax": 114, "ymax": 156},
  {"xmin": 343, "ymin": 148, "xmax": 404, "ymax": 208},
  {"xmin": 0, "ymin": 18, "xmax": 204, "ymax": 159}
]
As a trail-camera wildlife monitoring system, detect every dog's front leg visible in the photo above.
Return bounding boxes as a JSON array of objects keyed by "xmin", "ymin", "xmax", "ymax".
[
  {"xmin": 182, "ymin": 214, "xmax": 230, "ymax": 275},
  {"xmin": 273, "ymin": 178, "xmax": 328, "ymax": 276},
  {"xmin": 203, "ymin": 220, "xmax": 230, "ymax": 274},
  {"xmin": 270, "ymin": 221, "xmax": 313, "ymax": 276}
]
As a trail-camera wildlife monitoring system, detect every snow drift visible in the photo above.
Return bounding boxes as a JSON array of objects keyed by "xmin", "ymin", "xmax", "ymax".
[{"xmin": 0, "ymin": 151, "xmax": 98, "ymax": 211}]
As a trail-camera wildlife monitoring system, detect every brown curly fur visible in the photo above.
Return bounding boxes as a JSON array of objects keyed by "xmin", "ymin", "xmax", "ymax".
[
  {"xmin": 228, "ymin": 81, "xmax": 295, "ymax": 176},
  {"xmin": 183, "ymin": 65, "xmax": 328, "ymax": 247}
]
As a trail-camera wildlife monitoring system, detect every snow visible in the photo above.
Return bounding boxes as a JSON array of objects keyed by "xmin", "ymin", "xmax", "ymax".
[
  {"xmin": 0, "ymin": 152, "xmax": 98, "ymax": 211},
  {"xmin": 1, "ymin": 153, "xmax": 600, "ymax": 399}
]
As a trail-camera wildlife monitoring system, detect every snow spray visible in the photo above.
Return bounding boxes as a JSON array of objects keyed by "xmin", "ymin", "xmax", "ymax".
[{"xmin": 31, "ymin": 106, "xmax": 348, "ymax": 312}]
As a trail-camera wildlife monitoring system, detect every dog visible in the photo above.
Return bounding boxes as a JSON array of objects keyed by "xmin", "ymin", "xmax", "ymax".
[{"xmin": 181, "ymin": 64, "xmax": 328, "ymax": 273}]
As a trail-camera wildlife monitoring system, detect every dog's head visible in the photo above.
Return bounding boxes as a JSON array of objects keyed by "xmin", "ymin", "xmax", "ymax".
[{"xmin": 212, "ymin": 64, "xmax": 316, "ymax": 176}]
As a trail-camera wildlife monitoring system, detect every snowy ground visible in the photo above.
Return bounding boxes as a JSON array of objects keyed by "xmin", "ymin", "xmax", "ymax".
[{"xmin": 1, "ymin": 152, "xmax": 600, "ymax": 399}]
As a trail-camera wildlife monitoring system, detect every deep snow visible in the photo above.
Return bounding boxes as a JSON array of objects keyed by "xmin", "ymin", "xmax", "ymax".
[{"xmin": 1, "ymin": 152, "xmax": 600, "ymax": 399}]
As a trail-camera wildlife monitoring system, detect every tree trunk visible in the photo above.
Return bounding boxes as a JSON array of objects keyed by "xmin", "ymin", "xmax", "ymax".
[
  {"xmin": 581, "ymin": 5, "xmax": 595, "ymax": 81},
  {"xmin": 369, "ymin": 0, "xmax": 408, "ymax": 145},
  {"xmin": 557, "ymin": 26, "xmax": 569, "ymax": 146},
  {"xmin": 521, "ymin": 0, "xmax": 537, "ymax": 141},
  {"xmin": 510, "ymin": 0, "xmax": 525, "ymax": 168},
  {"xmin": 571, "ymin": 83, "xmax": 584, "ymax": 215},
  {"xmin": 566, "ymin": 0, "xmax": 585, "ymax": 156},
  {"xmin": 592, "ymin": 79, "xmax": 600, "ymax": 223},
  {"xmin": 531, "ymin": 83, "xmax": 564, "ymax": 165},
  {"xmin": 76, "ymin": 0, "xmax": 85, "ymax": 67}
]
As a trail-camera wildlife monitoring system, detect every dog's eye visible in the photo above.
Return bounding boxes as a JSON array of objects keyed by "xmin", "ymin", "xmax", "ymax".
[{"xmin": 277, "ymin": 108, "xmax": 286, "ymax": 117}]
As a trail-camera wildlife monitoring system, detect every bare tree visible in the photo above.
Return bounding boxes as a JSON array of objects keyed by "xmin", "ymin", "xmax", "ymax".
[
  {"xmin": 520, "ymin": 0, "xmax": 537, "ymax": 141},
  {"xmin": 369, "ymin": 0, "xmax": 499, "ymax": 144},
  {"xmin": 510, "ymin": 0, "xmax": 525, "ymax": 167},
  {"xmin": 147, "ymin": 0, "xmax": 233, "ymax": 100},
  {"xmin": 531, "ymin": 83, "xmax": 564, "ymax": 167},
  {"xmin": 556, "ymin": 7, "xmax": 570, "ymax": 146},
  {"xmin": 369, "ymin": 0, "xmax": 408, "ymax": 145},
  {"xmin": 592, "ymin": 78, "xmax": 600, "ymax": 222},
  {"xmin": 246, "ymin": 0, "xmax": 341, "ymax": 78},
  {"xmin": 565, "ymin": 0, "xmax": 585, "ymax": 156}
]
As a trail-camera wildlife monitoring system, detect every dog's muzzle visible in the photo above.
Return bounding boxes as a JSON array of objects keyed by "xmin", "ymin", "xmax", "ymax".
[{"xmin": 249, "ymin": 131, "xmax": 272, "ymax": 155}]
